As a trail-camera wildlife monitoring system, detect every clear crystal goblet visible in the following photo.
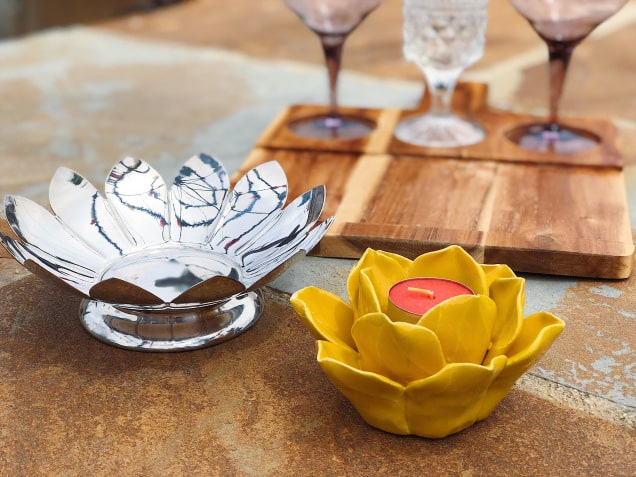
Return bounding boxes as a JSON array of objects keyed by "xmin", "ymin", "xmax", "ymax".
[{"xmin": 394, "ymin": 0, "xmax": 489, "ymax": 148}]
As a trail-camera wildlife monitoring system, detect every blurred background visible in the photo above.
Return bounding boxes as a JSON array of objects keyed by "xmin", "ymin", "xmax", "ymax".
[
  {"xmin": 0, "ymin": 0, "xmax": 179, "ymax": 38},
  {"xmin": 2, "ymin": 0, "xmax": 634, "ymax": 121}
]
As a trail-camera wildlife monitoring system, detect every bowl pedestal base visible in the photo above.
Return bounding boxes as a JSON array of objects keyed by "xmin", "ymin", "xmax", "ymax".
[{"xmin": 79, "ymin": 290, "xmax": 264, "ymax": 351}]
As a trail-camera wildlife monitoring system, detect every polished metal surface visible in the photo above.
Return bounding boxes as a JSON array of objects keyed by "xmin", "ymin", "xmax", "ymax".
[
  {"xmin": 80, "ymin": 290, "xmax": 264, "ymax": 351},
  {"xmin": 1, "ymin": 154, "xmax": 333, "ymax": 350}
]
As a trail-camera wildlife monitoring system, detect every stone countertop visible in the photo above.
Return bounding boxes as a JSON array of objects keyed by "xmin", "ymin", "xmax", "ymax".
[
  {"xmin": 0, "ymin": 281, "xmax": 632, "ymax": 476},
  {"xmin": 0, "ymin": 2, "xmax": 635, "ymax": 475}
]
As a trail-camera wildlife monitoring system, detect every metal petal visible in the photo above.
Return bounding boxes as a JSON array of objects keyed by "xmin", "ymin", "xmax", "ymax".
[
  {"xmin": 245, "ymin": 250, "xmax": 307, "ymax": 292},
  {"xmin": 242, "ymin": 216, "xmax": 334, "ymax": 286},
  {"xmin": 5, "ymin": 195, "xmax": 104, "ymax": 274},
  {"xmin": 210, "ymin": 161, "xmax": 288, "ymax": 256},
  {"xmin": 169, "ymin": 153, "xmax": 229, "ymax": 244},
  {"xmin": 89, "ymin": 278, "xmax": 164, "ymax": 305},
  {"xmin": 105, "ymin": 157, "xmax": 169, "ymax": 246},
  {"xmin": 0, "ymin": 233, "xmax": 95, "ymax": 295},
  {"xmin": 232, "ymin": 185, "xmax": 326, "ymax": 257},
  {"xmin": 301, "ymin": 215, "xmax": 335, "ymax": 253},
  {"xmin": 173, "ymin": 276, "xmax": 246, "ymax": 304},
  {"xmin": 49, "ymin": 166, "xmax": 136, "ymax": 259},
  {"xmin": 237, "ymin": 185, "xmax": 328, "ymax": 277}
]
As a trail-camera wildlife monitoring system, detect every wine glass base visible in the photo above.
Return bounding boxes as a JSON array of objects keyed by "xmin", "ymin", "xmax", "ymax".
[
  {"xmin": 394, "ymin": 114, "xmax": 485, "ymax": 148},
  {"xmin": 287, "ymin": 114, "xmax": 375, "ymax": 140},
  {"xmin": 506, "ymin": 123, "xmax": 599, "ymax": 154}
]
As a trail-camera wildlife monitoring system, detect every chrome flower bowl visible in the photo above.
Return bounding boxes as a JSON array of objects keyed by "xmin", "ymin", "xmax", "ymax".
[{"xmin": 1, "ymin": 154, "xmax": 333, "ymax": 351}]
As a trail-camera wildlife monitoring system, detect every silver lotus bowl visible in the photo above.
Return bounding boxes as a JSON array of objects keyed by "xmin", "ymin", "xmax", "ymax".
[{"xmin": 1, "ymin": 154, "xmax": 333, "ymax": 351}]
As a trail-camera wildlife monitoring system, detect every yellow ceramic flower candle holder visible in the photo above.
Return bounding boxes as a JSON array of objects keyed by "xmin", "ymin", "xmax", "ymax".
[{"xmin": 291, "ymin": 245, "xmax": 565, "ymax": 438}]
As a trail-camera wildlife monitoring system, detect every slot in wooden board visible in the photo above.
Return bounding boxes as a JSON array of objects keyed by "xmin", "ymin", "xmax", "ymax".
[{"xmin": 236, "ymin": 84, "xmax": 634, "ymax": 279}]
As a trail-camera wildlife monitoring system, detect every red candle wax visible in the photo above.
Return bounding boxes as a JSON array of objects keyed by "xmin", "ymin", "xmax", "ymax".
[{"xmin": 388, "ymin": 277, "xmax": 473, "ymax": 323}]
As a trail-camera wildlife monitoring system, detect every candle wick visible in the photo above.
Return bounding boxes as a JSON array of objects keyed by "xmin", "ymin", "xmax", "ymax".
[{"xmin": 407, "ymin": 287, "xmax": 436, "ymax": 299}]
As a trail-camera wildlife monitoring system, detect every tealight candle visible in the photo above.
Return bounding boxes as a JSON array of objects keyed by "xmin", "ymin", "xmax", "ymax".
[{"xmin": 387, "ymin": 277, "xmax": 474, "ymax": 323}]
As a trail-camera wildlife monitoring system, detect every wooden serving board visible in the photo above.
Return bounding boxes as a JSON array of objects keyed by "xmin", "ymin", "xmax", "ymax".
[{"xmin": 235, "ymin": 83, "xmax": 634, "ymax": 279}]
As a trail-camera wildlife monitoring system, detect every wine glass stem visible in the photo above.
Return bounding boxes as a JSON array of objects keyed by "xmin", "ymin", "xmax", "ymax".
[
  {"xmin": 320, "ymin": 35, "xmax": 346, "ymax": 121},
  {"xmin": 424, "ymin": 69, "xmax": 457, "ymax": 116},
  {"xmin": 547, "ymin": 42, "xmax": 577, "ymax": 127}
]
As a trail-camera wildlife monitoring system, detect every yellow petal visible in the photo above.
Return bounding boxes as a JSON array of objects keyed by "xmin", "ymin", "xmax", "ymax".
[
  {"xmin": 404, "ymin": 355, "xmax": 507, "ymax": 438},
  {"xmin": 376, "ymin": 249, "xmax": 413, "ymax": 270},
  {"xmin": 507, "ymin": 311, "xmax": 564, "ymax": 357},
  {"xmin": 347, "ymin": 249, "xmax": 410, "ymax": 314},
  {"xmin": 291, "ymin": 286, "xmax": 356, "ymax": 349},
  {"xmin": 483, "ymin": 277, "xmax": 525, "ymax": 362},
  {"xmin": 317, "ymin": 340, "xmax": 410, "ymax": 435},
  {"xmin": 351, "ymin": 312, "xmax": 446, "ymax": 385},
  {"xmin": 409, "ymin": 245, "xmax": 488, "ymax": 296},
  {"xmin": 417, "ymin": 295, "xmax": 496, "ymax": 365},
  {"xmin": 316, "ymin": 338, "xmax": 362, "ymax": 368},
  {"xmin": 365, "ymin": 259, "xmax": 410, "ymax": 314},
  {"xmin": 480, "ymin": 263, "xmax": 517, "ymax": 288},
  {"xmin": 477, "ymin": 312, "xmax": 565, "ymax": 420},
  {"xmin": 356, "ymin": 267, "xmax": 383, "ymax": 317}
]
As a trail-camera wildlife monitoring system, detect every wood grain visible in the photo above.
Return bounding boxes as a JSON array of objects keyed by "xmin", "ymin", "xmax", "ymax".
[{"xmin": 235, "ymin": 83, "xmax": 634, "ymax": 279}]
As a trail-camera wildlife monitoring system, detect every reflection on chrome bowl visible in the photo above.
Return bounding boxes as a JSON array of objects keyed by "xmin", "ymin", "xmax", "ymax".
[{"xmin": 1, "ymin": 153, "xmax": 333, "ymax": 351}]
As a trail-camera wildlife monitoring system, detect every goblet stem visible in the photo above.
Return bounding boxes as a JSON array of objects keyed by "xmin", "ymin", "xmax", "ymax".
[
  {"xmin": 505, "ymin": 38, "xmax": 598, "ymax": 153},
  {"xmin": 319, "ymin": 33, "xmax": 347, "ymax": 126},
  {"xmin": 286, "ymin": 29, "xmax": 374, "ymax": 140},
  {"xmin": 546, "ymin": 40, "xmax": 578, "ymax": 127},
  {"xmin": 425, "ymin": 69, "xmax": 458, "ymax": 117},
  {"xmin": 394, "ymin": 64, "xmax": 484, "ymax": 148}
]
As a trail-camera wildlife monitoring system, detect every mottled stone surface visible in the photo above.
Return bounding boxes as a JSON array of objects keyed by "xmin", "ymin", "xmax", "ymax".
[
  {"xmin": 0, "ymin": 28, "xmax": 421, "ymax": 206},
  {"xmin": 0, "ymin": 278, "xmax": 634, "ymax": 476},
  {"xmin": 537, "ymin": 277, "xmax": 636, "ymax": 407}
]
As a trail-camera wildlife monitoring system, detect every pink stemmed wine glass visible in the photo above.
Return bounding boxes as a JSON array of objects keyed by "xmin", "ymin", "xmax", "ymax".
[
  {"xmin": 506, "ymin": 0, "xmax": 628, "ymax": 154},
  {"xmin": 284, "ymin": 0, "xmax": 381, "ymax": 140}
]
